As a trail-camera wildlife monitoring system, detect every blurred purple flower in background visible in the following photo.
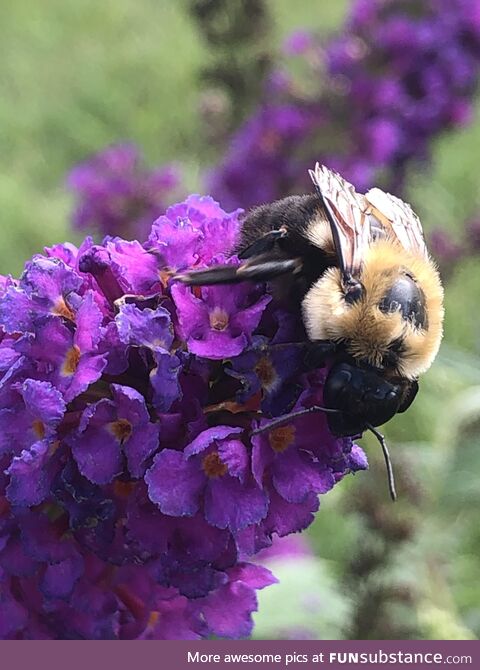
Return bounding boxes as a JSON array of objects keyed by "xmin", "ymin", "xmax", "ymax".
[
  {"xmin": 210, "ymin": 0, "xmax": 480, "ymax": 209},
  {"xmin": 428, "ymin": 214, "xmax": 480, "ymax": 278},
  {"xmin": 0, "ymin": 194, "xmax": 366, "ymax": 639},
  {"xmin": 67, "ymin": 144, "xmax": 182, "ymax": 240},
  {"xmin": 428, "ymin": 228, "xmax": 464, "ymax": 272},
  {"xmin": 66, "ymin": 0, "xmax": 480, "ymax": 243}
]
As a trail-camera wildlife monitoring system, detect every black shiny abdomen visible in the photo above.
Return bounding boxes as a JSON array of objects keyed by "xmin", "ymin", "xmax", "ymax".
[{"xmin": 323, "ymin": 361, "xmax": 416, "ymax": 437}]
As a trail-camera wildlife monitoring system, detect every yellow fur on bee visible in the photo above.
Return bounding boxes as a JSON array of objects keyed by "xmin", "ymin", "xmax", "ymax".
[
  {"xmin": 305, "ymin": 214, "xmax": 336, "ymax": 255},
  {"xmin": 302, "ymin": 238, "xmax": 444, "ymax": 379}
]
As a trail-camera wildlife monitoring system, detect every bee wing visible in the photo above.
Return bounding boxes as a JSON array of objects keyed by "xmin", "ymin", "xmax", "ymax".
[
  {"xmin": 365, "ymin": 187, "xmax": 428, "ymax": 259},
  {"xmin": 309, "ymin": 163, "xmax": 370, "ymax": 277}
]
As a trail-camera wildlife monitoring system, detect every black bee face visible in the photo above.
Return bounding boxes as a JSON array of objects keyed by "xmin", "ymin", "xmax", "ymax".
[{"xmin": 323, "ymin": 361, "xmax": 413, "ymax": 437}]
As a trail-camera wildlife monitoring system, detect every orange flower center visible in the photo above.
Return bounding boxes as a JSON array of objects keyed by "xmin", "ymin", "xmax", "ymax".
[
  {"xmin": 61, "ymin": 345, "xmax": 81, "ymax": 376},
  {"xmin": 48, "ymin": 440, "xmax": 61, "ymax": 457},
  {"xmin": 32, "ymin": 419, "xmax": 46, "ymax": 440},
  {"xmin": 158, "ymin": 269, "xmax": 174, "ymax": 288},
  {"xmin": 109, "ymin": 419, "xmax": 133, "ymax": 443},
  {"xmin": 209, "ymin": 308, "xmax": 229, "ymax": 332},
  {"xmin": 255, "ymin": 356, "xmax": 276, "ymax": 388},
  {"xmin": 202, "ymin": 452, "xmax": 227, "ymax": 478},
  {"xmin": 113, "ymin": 480, "xmax": 137, "ymax": 498},
  {"xmin": 147, "ymin": 611, "xmax": 160, "ymax": 628},
  {"xmin": 52, "ymin": 297, "xmax": 75, "ymax": 321},
  {"xmin": 268, "ymin": 425, "xmax": 296, "ymax": 453}
]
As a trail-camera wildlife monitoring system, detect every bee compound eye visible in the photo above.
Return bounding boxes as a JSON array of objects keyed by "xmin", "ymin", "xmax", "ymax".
[{"xmin": 379, "ymin": 275, "xmax": 428, "ymax": 329}]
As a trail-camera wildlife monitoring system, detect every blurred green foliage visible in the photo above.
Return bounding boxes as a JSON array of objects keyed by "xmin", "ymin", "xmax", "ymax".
[
  {"xmin": 0, "ymin": 0, "xmax": 347, "ymax": 275},
  {"xmin": 1, "ymin": 0, "xmax": 479, "ymax": 640}
]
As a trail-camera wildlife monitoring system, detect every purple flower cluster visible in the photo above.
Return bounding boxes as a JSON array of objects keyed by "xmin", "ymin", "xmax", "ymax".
[
  {"xmin": 429, "ymin": 216, "xmax": 480, "ymax": 277},
  {"xmin": 0, "ymin": 195, "xmax": 366, "ymax": 639},
  {"xmin": 67, "ymin": 144, "xmax": 182, "ymax": 240},
  {"xmin": 210, "ymin": 0, "xmax": 480, "ymax": 209}
]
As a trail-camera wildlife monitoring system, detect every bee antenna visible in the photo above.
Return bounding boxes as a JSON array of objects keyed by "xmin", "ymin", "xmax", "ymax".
[
  {"xmin": 250, "ymin": 405, "xmax": 341, "ymax": 437},
  {"xmin": 365, "ymin": 423, "xmax": 397, "ymax": 502}
]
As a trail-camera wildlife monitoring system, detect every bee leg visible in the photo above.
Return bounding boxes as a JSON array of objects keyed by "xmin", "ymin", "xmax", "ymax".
[
  {"xmin": 175, "ymin": 255, "xmax": 302, "ymax": 286},
  {"xmin": 250, "ymin": 405, "xmax": 341, "ymax": 437},
  {"xmin": 237, "ymin": 256, "xmax": 302, "ymax": 280},
  {"xmin": 238, "ymin": 228, "xmax": 288, "ymax": 259},
  {"xmin": 174, "ymin": 265, "xmax": 247, "ymax": 286}
]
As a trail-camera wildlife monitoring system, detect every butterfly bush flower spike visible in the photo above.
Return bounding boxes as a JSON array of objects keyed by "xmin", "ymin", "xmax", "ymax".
[
  {"xmin": 210, "ymin": 0, "xmax": 480, "ymax": 209},
  {"xmin": 0, "ymin": 193, "xmax": 366, "ymax": 639},
  {"xmin": 67, "ymin": 143, "xmax": 182, "ymax": 240}
]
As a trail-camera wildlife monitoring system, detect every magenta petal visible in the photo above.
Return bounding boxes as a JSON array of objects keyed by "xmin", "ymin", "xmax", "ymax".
[
  {"xmin": 150, "ymin": 351, "xmax": 182, "ymax": 412},
  {"xmin": 40, "ymin": 553, "xmax": 84, "ymax": 600},
  {"xmin": 230, "ymin": 294, "xmax": 271, "ymax": 334},
  {"xmin": 188, "ymin": 330, "xmax": 248, "ymax": 359},
  {"xmin": 218, "ymin": 439, "xmax": 249, "ymax": 480},
  {"xmin": 148, "ymin": 215, "xmax": 202, "ymax": 270},
  {"xmin": 124, "ymin": 423, "xmax": 160, "ymax": 478},
  {"xmin": 170, "ymin": 283, "xmax": 209, "ymax": 337},
  {"xmin": 71, "ymin": 429, "xmax": 121, "ymax": 485},
  {"xmin": 184, "ymin": 425, "xmax": 242, "ymax": 458},
  {"xmin": 140, "ymin": 596, "xmax": 203, "ymax": 640},
  {"xmin": 110, "ymin": 384, "xmax": 161, "ymax": 477},
  {"xmin": 0, "ymin": 538, "xmax": 39, "ymax": 577},
  {"xmin": 19, "ymin": 510, "xmax": 73, "ymax": 563},
  {"xmin": 201, "ymin": 580, "xmax": 258, "ymax": 639},
  {"xmin": 0, "ymin": 286, "xmax": 36, "ymax": 333},
  {"xmin": 205, "ymin": 476, "xmax": 268, "ymax": 533},
  {"xmin": 251, "ymin": 436, "xmax": 274, "ymax": 487},
  {"xmin": 348, "ymin": 444, "xmax": 369, "ymax": 471},
  {"xmin": 145, "ymin": 449, "xmax": 204, "ymax": 517},
  {"xmin": 228, "ymin": 563, "xmax": 278, "ymax": 590},
  {"xmin": 70, "ymin": 400, "xmax": 123, "ymax": 485},
  {"xmin": 115, "ymin": 303, "xmax": 174, "ymax": 352},
  {"xmin": 273, "ymin": 447, "xmax": 335, "ymax": 503},
  {"xmin": 106, "ymin": 239, "xmax": 160, "ymax": 295},
  {"xmin": 264, "ymin": 489, "xmax": 319, "ymax": 537},
  {"xmin": 21, "ymin": 379, "xmax": 66, "ymax": 426},
  {"xmin": 63, "ymin": 353, "xmax": 107, "ymax": 403},
  {"xmin": 6, "ymin": 440, "xmax": 56, "ymax": 506},
  {"xmin": 0, "ymin": 590, "xmax": 28, "ymax": 638},
  {"xmin": 74, "ymin": 290, "xmax": 103, "ymax": 351}
]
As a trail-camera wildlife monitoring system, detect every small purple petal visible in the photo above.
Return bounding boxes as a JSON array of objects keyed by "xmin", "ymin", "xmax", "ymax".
[
  {"xmin": 21, "ymin": 380, "xmax": 66, "ymax": 427},
  {"xmin": 145, "ymin": 450, "xmax": 204, "ymax": 517},
  {"xmin": 272, "ymin": 448, "xmax": 335, "ymax": 503},
  {"xmin": 69, "ymin": 400, "xmax": 123, "ymax": 485},
  {"xmin": 40, "ymin": 553, "xmax": 84, "ymax": 600},
  {"xmin": 201, "ymin": 579, "xmax": 258, "ymax": 639},
  {"xmin": 115, "ymin": 303, "xmax": 174, "ymax": 351},
  {"xmin": 0, "ymin": 589, "xmax": 28, "ymax": 638},
  {"xmin": 150, "ymin": 351, "xmax": 182, "ymax": 412},
  {"xmin": 6, "ymin": 441, "xmax": 57, "ymax": 506},
  {"xmin": 205, "ymin": 476, "xmax": 269, "ymax": 533},
  {"xmin": 184, "ymin": 426, "xmax": 243, "ymax": 458},
  {"xmin": 218, "ymin": 439, "xmax": 249, "ymax": 480}
]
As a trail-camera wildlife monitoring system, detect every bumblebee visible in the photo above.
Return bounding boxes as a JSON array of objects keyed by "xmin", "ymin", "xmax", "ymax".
[{"xmin": 176, "ymin": 164, "xmax": 444, "ymax": 499}]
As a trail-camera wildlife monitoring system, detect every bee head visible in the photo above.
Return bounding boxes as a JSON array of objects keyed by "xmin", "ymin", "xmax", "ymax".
[{"xmin": 301, "ymin": 240, "xmax": 444, "ymax": 379}]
